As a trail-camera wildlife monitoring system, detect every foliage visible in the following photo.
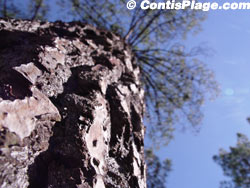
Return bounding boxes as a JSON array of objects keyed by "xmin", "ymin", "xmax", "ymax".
[
  {"xmin": 214, "ymin": 133, "xmax": 250, "ymax": 188},
  {"xmin": 145, "ymin": 149, "xmax": 171, "ymax": 188}
]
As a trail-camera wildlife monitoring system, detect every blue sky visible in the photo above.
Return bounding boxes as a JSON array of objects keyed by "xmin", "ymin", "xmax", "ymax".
[{"xmin": 156, "ymin": 8, "xmax": 250, "ymax": 188}]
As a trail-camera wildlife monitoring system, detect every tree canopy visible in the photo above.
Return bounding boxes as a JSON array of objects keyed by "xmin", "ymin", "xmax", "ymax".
[
  {"xmin": 145, "ymin": 149, "xmax": 172, "ymax": 188},
  {"xmin": 214, "ymin": 133, "xmax": 250, "ymax": 188}
]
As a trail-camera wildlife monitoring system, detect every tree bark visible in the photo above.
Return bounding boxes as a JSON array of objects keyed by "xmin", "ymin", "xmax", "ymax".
[{"xmin": 0, "ymin": 18, "xmax": 146, "ymax": 188}]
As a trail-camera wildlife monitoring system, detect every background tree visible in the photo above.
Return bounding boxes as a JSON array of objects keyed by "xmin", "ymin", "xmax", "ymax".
[
  {"xmin": 214, "ymin": 133, "xmax": 250, "ymax": 188},
  {"xmin": 145, "ymin": 148, "xmax": 172, "ymax": 188}
]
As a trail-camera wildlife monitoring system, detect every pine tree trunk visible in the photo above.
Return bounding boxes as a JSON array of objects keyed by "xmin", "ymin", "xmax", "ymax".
[{"xmin": 0, "ymin": 19, "xmax": 146, "ymax": 188}]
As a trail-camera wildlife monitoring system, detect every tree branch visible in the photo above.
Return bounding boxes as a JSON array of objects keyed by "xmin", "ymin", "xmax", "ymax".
[
  {"xmin": 124, "ymin": 8, "xmax": 149, "ymax": 42},
  {"xmin": 129, "ymin": 10, "xmax": 162, "ymax": 45},
  {"xmin": 31, "ymin": 0, "xmax": 43, "ymax": 21}
]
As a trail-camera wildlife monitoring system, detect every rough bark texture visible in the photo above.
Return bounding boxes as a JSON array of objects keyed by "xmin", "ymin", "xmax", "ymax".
[{"xmin": 0, "ymin": 19, "xmax": 146, "ymax": 188}]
